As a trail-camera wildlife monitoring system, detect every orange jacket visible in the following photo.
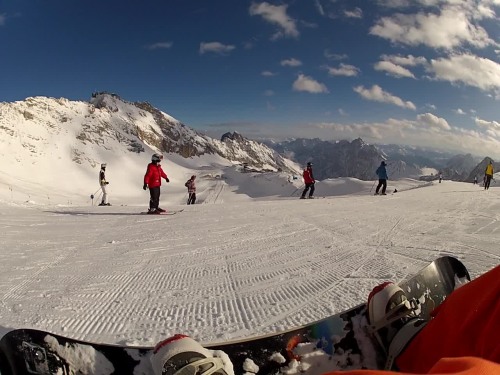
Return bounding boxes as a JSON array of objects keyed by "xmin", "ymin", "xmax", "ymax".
[
  {"xmin": 323, "ymin": 264, "xmax": 500, "ymax": 375},
  {"xmin": 323, "ymin": 357, "xmax": 500, "ymax": 375}
]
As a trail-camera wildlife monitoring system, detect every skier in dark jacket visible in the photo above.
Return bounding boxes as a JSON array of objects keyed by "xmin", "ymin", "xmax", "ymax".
[
  {"xmin": 185, "ymin": 175, "xmax": 196, "ymax": 205},
  {"xmin": 143, "ymin": 153, "xmax": 169, "ymax": 214},
  {"xmin": 375, "ymin": 161, "xmax": 388, "ymax": 195},
  {"xmin": 300, "ymin": 162, "xmax": 315, "ymax": 199}
]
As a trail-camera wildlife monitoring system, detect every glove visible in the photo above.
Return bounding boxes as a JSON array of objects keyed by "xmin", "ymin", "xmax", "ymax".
[
  {"xmin": 143, "ymin": 184, "xmax": 147, "ymax": 190},
  {"xmin": 106, "ymin": 182, "xmax": 110, "ymax": 185},
  {"xmin": 166, "ymin": 178, "xmax": 170, "ymax": 183}
]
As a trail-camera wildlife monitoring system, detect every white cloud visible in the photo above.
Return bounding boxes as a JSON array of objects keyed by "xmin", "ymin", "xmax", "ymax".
[
  {"xmin": 427, "ymin": 54, "xmax": 500, "ymax": 92},
  {"xmin": 324, "ymin": 50, "xmax": 348, "ymax": 61},
  {"xmin": 0, "ymin": 14, "xmax": 5, "ymax": 26},
  {"xmin": 344, "ymin": 7, "xmax": 363, "ymax": 18},
  {"xmin": 281, "ymin": 58, "xmax": 302, "ymax": 67},
  {"xmin": 374, "ymin": 61, "xmax": 416, "ymax": 78},
  {"xmin": 199, "ymin": 42, "xmax": 235, "ymax": 55},
  {"xmin": 145, "ymin": 42, "xmax": 173, "ymax": 50},
  {"xmin": 370, "ymin": 6, "xmax": 494, "ymax": 49},
  {"xmin": 425, "ymin": 103, "xmax": 437, "ymax": 110},
  {"xmin": 416, "ymin": 113, "xmax": 451, "ymax": 130},
  {"xmin": 326, "ymin": 63, "xmax": 360, "ymax": 77},
  {"xmin": 380, "ymin": 54, "xmax": 428, "ymax": 66},
  {"xmin": 475, "ymin": 117, "xmax": 500, "ymax": 129},
  {"xmin": 304, "ymin": 113, "xmax": 500, "ymax": 157},
  {"xmin": 314, "ymin": 0, "xmax": 325, "ymax": 16},
  {"xmin": 293, "ymin": 74, "xmax": 329, "ymax": 93},
  {"xmin": 338, "ymin": 108, "xmax": 348, "ymax": 116},
  {"xmin": 261, "ymin": 71, "xmax": 277, "ymax": 76},
  {"xmin": 455, "ymin": 108, "xmax": 466, "ymax": 115},
  {"xmin": 249, "ymin": 2, "xmax": 299, "ymax": 40},
  {"xmin": 353, "ymin": 85, "xmax": 417, "ymax": 110}
]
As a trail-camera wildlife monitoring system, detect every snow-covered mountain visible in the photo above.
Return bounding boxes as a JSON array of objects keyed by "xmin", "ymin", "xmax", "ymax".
[
  {"xmin": 267, "ymin": 138, "xmax": 484, "ymax": 181},
  {"xmin": 0, "ymin": 93, "xmax": 300, "ymax": 203}
]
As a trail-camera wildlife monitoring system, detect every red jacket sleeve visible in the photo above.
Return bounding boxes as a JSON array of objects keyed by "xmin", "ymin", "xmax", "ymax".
[
  {"xmin": 144, "ymin": 164, "xmax": 153, "ymax": 185},
  {"xmin": 159, "ymin": 166, "xmax": 168, "ymax": 180}
]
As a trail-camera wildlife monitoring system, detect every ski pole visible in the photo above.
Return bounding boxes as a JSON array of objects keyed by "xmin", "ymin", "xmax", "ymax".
[{"xmin": 369, "ymin": 180, "xmax": 376, "ymax": 193}]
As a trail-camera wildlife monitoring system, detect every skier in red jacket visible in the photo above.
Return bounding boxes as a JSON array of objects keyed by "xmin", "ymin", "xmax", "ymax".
[
  {"xmin": 300, "ymin": 162, "xmax": 315, "ymax": 199},
  {"xmin": 143, "ymin": 153, "xmax": 169, "ymax": 214}
]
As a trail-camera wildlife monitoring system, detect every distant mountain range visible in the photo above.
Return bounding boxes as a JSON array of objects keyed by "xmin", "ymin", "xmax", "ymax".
[{"xmin": 0, "ymin": 92, "xmax": 490, "ymax": 188}]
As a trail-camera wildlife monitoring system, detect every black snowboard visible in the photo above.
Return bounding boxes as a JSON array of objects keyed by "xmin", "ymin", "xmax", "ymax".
[{"xmin": 0, "ymin": 256, "xmax": 470, "ymax": 375}]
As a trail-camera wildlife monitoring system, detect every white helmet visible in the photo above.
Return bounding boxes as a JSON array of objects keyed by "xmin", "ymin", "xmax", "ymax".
[
  {"xmin": 101, "ymin": 163, "xmax": 107, "ymax": 169},
  {"xmin": 152, "ymin": 153, "xmax": 163, "ymax": 162}
]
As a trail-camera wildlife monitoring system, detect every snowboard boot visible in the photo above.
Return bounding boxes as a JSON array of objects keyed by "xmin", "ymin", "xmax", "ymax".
[
  {"xmin": 299, "ymin": 196, "xmax": 306, "ymax": 199},
  {"xmin": 98, "ymin": 202, "xmax": 107, "ymax": 206},
  {"xmin": 308, "ymin": 196, "xmax": 314, "ymax": 199},
  {"xmin": 148, "ymin": 208, "xmax": 159, "ymax": 214},
  {"xmin": 384, "ymin": 318, "xmax": 427, "ymax": 370},
  {"xmin": 157, "ymin": 207, "xmax": 166, "ymax": 213},
  {"xmin": 150, "ymin": 334, "xmax": 232, "ymax": 375},
  {"xmin": 367, "ymin": 282, "xmax": 422, "ymax": 369}
]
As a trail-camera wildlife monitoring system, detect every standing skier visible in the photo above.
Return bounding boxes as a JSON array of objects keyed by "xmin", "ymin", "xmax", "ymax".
[
  {"xmin": 98, "ymin": 163, "xmax": 111, "ymax": 206},
  {"xmin": 438, "ymin": 173, "xmax": 442, "ymax": 183},
  {"xmin": 143, "ymin": 153, "xmax": 169, "ymax": 214},
  {"xmin": 300, "ymin": 162, "xmax": 315, "ymax": 199},
  {"xmin": 484, "ymin": 160, "xmax": 494, "ymax": 190},
  {"xmin": 474, "ymin": 175, "xmax": 478, "ymax": 185},
  {"xmin": 374, "ymin": 161, "xmax": 388, "ymax": 195},
  {"xmin": 185, "ymin": 175, "xmax": 196, "ymax": 205}
]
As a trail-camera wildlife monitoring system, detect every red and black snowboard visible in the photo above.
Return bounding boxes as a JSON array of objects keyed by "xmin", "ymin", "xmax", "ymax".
[{"xmin": 0, "ymin": 256, "xmax": 470, "ymax": 375}]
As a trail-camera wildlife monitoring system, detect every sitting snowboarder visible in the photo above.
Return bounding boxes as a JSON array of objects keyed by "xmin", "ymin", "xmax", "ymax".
[{"xmin": 150, "ymin": 264, "xmax": 500, "ymax": 375}]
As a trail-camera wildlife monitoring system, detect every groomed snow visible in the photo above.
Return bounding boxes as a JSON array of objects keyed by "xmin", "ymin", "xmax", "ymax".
[{"xmin": 0, "ymin": 168, "xmax": 499, "ymax": 348}]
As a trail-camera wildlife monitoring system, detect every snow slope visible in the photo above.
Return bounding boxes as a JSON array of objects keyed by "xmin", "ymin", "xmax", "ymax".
[{"xmin": 0, "ymin": 176, "xmax": 498, "ymax": 348}]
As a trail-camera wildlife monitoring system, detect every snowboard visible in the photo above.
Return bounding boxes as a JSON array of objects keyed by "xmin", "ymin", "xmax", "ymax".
[{"xmin": 0, "ymin": 256, "xmax": 470, "ymax": 375}]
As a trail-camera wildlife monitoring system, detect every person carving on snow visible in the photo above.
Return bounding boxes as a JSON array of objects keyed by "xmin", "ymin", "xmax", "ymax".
[
  {"xmin": 375, "ymin": 161, "xmax": 388, "ymax": 195},
  {"xmin": 185, "ymin": 175, "xmax": 196, "ymax": 205},
  {"xmin": 143, "ymin": 153, "xmax": 169, "ymax": 214},
  {"xmin": 484, "ymin": 160, "xmax": 494, "ymax": 190},
  {"xmin": 98, "ymin": 163, "xmax": 111, "ymax": 206},
  {"xmin": 300, "ymin": 162, "xmax": 315, "ymax": 199}
]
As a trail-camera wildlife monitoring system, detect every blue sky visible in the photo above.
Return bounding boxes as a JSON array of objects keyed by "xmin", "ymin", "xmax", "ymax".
[{"xmin": 1, "ymin": 0, "xmax": 499, "ymax": 155}]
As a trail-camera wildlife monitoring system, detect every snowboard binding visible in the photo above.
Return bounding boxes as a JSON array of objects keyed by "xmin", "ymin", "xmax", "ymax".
[
  {"xmin": 151, "ymin": 334, "xmax": 232, "ymax": 375},
  {"xmin": 367, "ymin": 282, "xmax": 427, "ymax": 370}
]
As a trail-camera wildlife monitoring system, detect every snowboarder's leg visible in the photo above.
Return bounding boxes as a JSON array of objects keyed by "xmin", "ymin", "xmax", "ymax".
[
  {"xmin": 375, "ymin": 180, "xmax": 383, "ymax": 194},
  {"xmin": 309, "ymin": 183, "xmax": 315, "ymax": 198},
  {"xmin": 301, "ymin": 184, "xmax": 310, "ymax": 199},
  {"xmin": 150, "ymin": 334, "xmax": 232, "ymax": 375},
  {"xmin": 191, "ymin": 193, "xmax": 196, "ymax": 204},
  {"xmin": 395, "ymin": 265, "xmax": 500, "ymax": 373},
  {"xmin": 381, "ymin": 180, "xmax": 387, "ymax": 194},
  {"xmin": 102, "ymin": 185, "xmax": 108, "ymax": 204},
  {"xmin": 149, "ymin": 187, "xmax": 161, "ymax": 212}
]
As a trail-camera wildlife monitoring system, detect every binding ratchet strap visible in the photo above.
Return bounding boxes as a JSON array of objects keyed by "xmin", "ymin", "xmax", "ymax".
[
  {"xmin": 370, "ymin": 298, "xmax": 420, "ymax": 332},
  {"xmin": 174, "ymin": 357, "xmax": 226, "ymax": 375}
]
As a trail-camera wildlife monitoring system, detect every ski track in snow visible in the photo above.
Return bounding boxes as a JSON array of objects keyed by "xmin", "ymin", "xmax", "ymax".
[{"xmin": 0, "ymin": 181, "xmax": 499, "ymax": 347}]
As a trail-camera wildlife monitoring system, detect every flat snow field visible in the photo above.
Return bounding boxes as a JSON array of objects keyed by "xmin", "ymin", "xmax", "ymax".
[{"xmin": 0, "ymin": 181, "xmax": 499, "ymax": 346}]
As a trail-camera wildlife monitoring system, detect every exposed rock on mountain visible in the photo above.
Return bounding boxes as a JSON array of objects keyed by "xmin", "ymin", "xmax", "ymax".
[{"xmin": 0, "ymin": 93, "xmax": 299, "ymax": 175}]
